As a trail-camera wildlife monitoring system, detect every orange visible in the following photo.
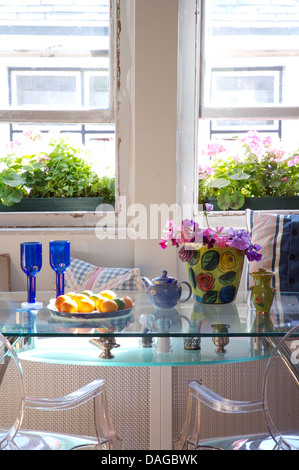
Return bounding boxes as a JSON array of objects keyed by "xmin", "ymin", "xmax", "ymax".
[
  {"xmin": 100, "ymin": 299, "xmax": 118, "ymax": 313},
  {"xmin": 122, "ymin": 296, "xmax": 133, "ymax": 309},
  {"xmin": 98, "ymin": 290, "xmax": 116, "ymax": 300},
  {"xmin": 76, "ymin": 297, "xmax": 95, "ymax": 313},
  {"xmin": 95, "ymin": 295, "xmax": 106, "ymax": 312},
  {"xmin": 55, "ymin": 294, "xmax": 72, "ymax": 311},
  {"xmin": 60, "ymin": 298, "xmax": 78, "ymax": 313}
]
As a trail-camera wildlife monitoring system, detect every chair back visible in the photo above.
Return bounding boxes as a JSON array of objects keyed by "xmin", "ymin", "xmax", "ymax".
[
  {"xmin": 263, "ymin": 324, "xmax": 299, "ymax": 450},
  {"xmin": 0, "ymin": 333, "xmax": 25, "ymax": 449}
]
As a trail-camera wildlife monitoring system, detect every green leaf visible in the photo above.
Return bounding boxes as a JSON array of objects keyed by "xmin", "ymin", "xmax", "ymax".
[
  {"xmin": 207, "ymin": 178, "xmax": 231, "ymax": 189},
  {"xmin": 217, "ymin": 191, "xmax": 244, "ymax": 210},
  {"xmin": 188, "ymin": 268, "xmax": 197, "ymax": 289},
  {"xmin": 217, "ymin": 192, "xmax": 232, "ymax": 210},
  {"xmin": 201, "ymin": 250, "xmax": 220, "ymax": 270},
  {"xmin": 229, "ymin": 191, "xmax": 245, "ymax": 210},
  {"xmin": 219, "ymin": 271, "xmax": 237, "ymax": 285},
  {"xmin": 230, "ymin": 172, "xmax": 251, "ymax": 181},
  {"xmin": 202, "ymin": 291, "xmax": 218, "ymax": 303},
  {"xmin": 2, "ymin": 173, "xmax": 26, "ymax": 187},
  {"xmin": 1, "ymin": 189, "xmax": 23, "ymax": 206}
]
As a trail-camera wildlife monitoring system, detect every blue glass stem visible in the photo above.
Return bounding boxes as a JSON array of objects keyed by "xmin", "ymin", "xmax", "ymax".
[
  {"xmin": 27, "ymin": 276, "xmax": 36, "ymax": 303},
  {"xmin": 56, "ymin": 273, "xmax": 65, "ymax": 297}
]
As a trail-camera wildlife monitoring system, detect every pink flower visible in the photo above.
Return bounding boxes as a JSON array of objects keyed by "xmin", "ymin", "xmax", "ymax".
[
  {"xmin": 288, "ymin": 156, "xmax": 299, "ymax": 167},
  {"xmin": 159, "ymin": 239, "xmax": 168, "ymax": 249},
  {"xmin": 201, "ymin": 142, "xmax": 227, "ymax": 159}
]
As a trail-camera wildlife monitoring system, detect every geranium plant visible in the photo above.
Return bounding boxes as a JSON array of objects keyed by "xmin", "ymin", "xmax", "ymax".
[
  {"xmin": 0, "ymin": 129, "xmax": 115, "ymax": 206},
  {"xmin": 198, "ymin": 130, "xmax": 299, "ymax": 210},
  {"xmin": 159, "ymin": 209, "xmax": 262, "ymax": 263}
]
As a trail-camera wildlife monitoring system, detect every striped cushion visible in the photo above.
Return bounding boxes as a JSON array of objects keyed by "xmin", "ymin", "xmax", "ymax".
[
  {"xmin": 245, "ymin": 209, "xmax": 299, "ymax": 292},
  {"xmin": 65, "ymin": 257, "xmax": 141, "ymax": 292}
]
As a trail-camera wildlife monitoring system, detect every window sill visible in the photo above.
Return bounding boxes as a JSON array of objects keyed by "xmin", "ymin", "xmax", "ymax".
[{"xmin": 0, "ymin": 211, "xmax": 116, "ymax": 229}]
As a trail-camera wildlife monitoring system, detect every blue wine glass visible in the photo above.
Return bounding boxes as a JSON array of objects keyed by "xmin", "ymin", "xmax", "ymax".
[
  {"xmin": 49, "ymin": 240, "xmax": 71, "ymax": 297},
  {"xmin": 20, "ymin": 242, "xmax": 43, "ymax": 307}
]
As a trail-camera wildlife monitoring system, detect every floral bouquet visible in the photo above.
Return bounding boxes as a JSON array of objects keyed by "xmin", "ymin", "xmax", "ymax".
[
  {"xmin": 159, "ymin": 209, "xmax": 262, "ymax": 264},
  {"xmin": 159, "ymin": 208, "xmax": 262, "ymax": 304}
]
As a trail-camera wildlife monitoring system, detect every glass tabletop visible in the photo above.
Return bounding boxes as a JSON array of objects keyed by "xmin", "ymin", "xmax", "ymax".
[{"xmin": 0, "ymin": 290, "xmax": 298, "ymax": 339}]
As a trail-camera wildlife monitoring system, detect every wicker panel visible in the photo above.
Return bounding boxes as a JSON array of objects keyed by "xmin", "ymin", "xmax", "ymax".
[
  {"xmin": 172, "ymin": 358, "xmax": 299, "ymax": 442},
  {"xmin": 17, "ymin": 362, "xmax": 151, "ymax": 451}
]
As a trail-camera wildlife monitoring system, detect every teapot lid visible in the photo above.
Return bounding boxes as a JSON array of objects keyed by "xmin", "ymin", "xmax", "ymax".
[{"xmin": 152, "ymin": 270, "xmax": 177, "ymax": 285}]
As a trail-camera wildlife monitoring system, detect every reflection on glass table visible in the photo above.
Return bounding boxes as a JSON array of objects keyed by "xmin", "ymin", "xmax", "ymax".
[
  {"xmin": 0, "ymin": 290, "xmax": 298, "ymax": 364},
  {"xmin": 0, "ymin": 290, "xmax": 297, "ymax": 337}
]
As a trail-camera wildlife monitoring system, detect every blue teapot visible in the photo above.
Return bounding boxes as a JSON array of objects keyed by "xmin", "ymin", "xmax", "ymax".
[{"xmin": 141, "ymin": 270, "xmax": 192, "ymax": 309}]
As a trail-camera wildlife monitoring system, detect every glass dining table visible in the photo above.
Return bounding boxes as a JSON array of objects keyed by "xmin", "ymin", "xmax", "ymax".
[
  {"xmin": 0, "ymin": 289, "xmax": 298, "ymax": 366},
  {"xmin": 1, "ymin": 289, "xmax": 298, "ymax": 450}
]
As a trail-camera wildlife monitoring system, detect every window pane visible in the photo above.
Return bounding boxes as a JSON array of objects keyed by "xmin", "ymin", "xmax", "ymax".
[
  {"xmin": 0, "ymin": 0, "xmax": 110, "ymax": 111},
  {"xmin": 203, "ymin": 0, "xmax": 299, "ymax": 108},
  {"xmin": 0, "ymin": 123, "xmax": 115, "ymax": 178},
  {"xmin": 198, "ymin": 120, "xmax": 299, "ymax": 167}
]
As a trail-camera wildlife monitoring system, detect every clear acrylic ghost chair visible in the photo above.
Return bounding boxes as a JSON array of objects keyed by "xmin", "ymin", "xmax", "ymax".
[
  {"xmin": 174, "ymin": 324, "xmax": 299, "ymax": 451},
  {"xmin": 0, "ymin": 332, "xmax": 25, "ymax": 450},
  {"xmin": 24, "ymin": 378, "xmax": 124, "ymax": 451},
  {"xmin": 1, "ymin": 334, "xmax": 123, "ymax": 450}
]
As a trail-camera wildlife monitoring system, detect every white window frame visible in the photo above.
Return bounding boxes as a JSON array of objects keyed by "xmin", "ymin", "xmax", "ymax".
[
  {"xmin": 199, "ymin": 0, "xmax": 299, "ymax": 121},
  {"xmin": 0, "ymin": 0, "xmax": 134, "ymax": 229},
  {"xmin": 177, "ymin": 0, "xmax": 299, "ymax": 224}
]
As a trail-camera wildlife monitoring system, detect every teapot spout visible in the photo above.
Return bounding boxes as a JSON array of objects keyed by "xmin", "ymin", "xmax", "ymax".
[{"xmin": 141, "ymin": 277, "xmax": 152, "ymax": 292}]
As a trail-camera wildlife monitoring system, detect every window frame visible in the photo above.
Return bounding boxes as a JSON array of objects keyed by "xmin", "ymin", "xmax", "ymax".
[
  {"xmin": 0, "ymin": 0, "xmax": 133, "ymax": 229},
  {"xmin": 199, "ymin": 0, "xmax": 299, "ymax": 121},
  {"xmin": 177, "ymin": 0, "xmax": 299, "ymax": 225}
]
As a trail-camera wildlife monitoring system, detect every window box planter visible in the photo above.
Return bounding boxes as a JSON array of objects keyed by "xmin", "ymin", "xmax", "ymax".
[
  {"xmin": 0, "ymin": 197, "xmax": 105, "ymax": 212},
  {"xmin": 205, "ymin": 196, "xmax": 299, "ymax": 211}
]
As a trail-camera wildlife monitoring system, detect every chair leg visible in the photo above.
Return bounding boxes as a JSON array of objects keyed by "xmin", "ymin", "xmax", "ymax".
[{"xmin": 93, "ymin": 390, "xmax": 124, "ymax": 450}]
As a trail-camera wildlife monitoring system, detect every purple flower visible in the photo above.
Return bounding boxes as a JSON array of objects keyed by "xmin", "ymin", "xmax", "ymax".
[
  {"xmin": 205, "ymin": 203, "xmax": 214, "ymax": 211},
  {"xmin": 227, "ymin": 229, "xmax": 251, "ymax": 250},
  {"xmin": 245, "ymin": 245, "xmax": 263, "ymax": 262}
]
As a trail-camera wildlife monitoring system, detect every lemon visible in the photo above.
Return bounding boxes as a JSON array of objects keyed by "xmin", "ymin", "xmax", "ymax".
[
  {"xmin": 89, "ymin": 293, "xmax": 102, "ymax": 303},
  {"xmin": 81, "ymin": 290, "xmax": 94, "ymax": 297},
  {"xmin": 61, "ymin": 299, "xmax": 78, "ymax": 313},
  {"xmin": 99, "ymin": 290, "xmax": 116, "ymax": 300},
  {"xmin": 76, "ymin": 297, "xmax": 95, "ymax": 313}
]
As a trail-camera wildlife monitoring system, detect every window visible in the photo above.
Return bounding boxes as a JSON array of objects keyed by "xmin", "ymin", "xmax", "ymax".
[
  {"xmin": 0, "ymin": 0, "xmax": 118, "ymax": 212},
  {"xmin": 199, "ymin": 0, "xmax": 299, "ymax": 162}
]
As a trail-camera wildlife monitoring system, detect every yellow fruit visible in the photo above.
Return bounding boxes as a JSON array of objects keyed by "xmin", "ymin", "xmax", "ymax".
[
  {"xmin": 99, "ymin": 290, "xmax": 116, "ymax": 300},
  {"xmin": 65, "ymin": 291, "xmax": 76, "ymax": 299},
  {"xmin": 90, "ymin": 293, "xmax": 102, "ymax": 303},
  {"xmin": 61, "ymin": 299, "xmax": 78, "ymax": 313},
  {"xmin": 76, "ymin": 297, "xmax": 95, "ymax": 313},
  {"xmin": 95, "ymin": 295, "xmax": 106, "ymax": 312},
  {"xmin": 55, "ymin": 294, "xmax": 73, "ymax": 312},
  {"xmin": 81, "ymin": 290, "xmax": 93, "ymax": 297},
  {"xmin": 72, "ymin": 293, "xmax": 89, "ymax": 302},
  {"xmin": 101, "ymin": 299, "xmax": 118, "ymax": 313},
  {"xmin": 122, "ymin": 296, "xmax": 134, "ymax": 309}
]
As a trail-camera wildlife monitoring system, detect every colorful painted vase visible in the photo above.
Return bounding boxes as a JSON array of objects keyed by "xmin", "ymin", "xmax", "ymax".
[
  {"xmin": 250, "ymin": 267, "xmax": 275, "ymax": 313},
  {"xmin": 185, "ymin": 245, "xmax": 245, "ymax": 304}
]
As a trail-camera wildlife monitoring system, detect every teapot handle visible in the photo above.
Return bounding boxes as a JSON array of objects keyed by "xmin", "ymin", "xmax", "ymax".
[{"xmin": 177, "ymin": 281, "xmax": 192, "ymax": 303}]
